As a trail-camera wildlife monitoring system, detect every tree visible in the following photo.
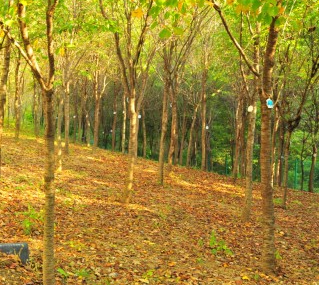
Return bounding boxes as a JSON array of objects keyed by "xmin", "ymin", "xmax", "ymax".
[
  {"xmin": 210, "ymin": 0, "xmax": 285, "ymax": 273},
  {"xmin": 6, "ymin": 0, "xmax": 59, "ymax": 283},
  {"xmin": 99, "ymin": 0, "xmax": 156, "ymax": 203},
  {"xmin": 0, "ymin": 29, "xmax": 12, "ymax": 178}
]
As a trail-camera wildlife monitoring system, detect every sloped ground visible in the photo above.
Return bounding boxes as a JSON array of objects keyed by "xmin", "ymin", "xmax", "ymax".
[{"xmin": 0, "ymin": 130, "xmax": 318, "ymax": 285}]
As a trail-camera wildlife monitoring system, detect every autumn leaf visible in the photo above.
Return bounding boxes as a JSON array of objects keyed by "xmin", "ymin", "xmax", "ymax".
[
  {"xmin": 132, "ymin": 7, "xmax": 143, "ymax": 18},
  {"xmin": 205, "ymin": 1, "xmax": 214, "ymax": 7}
]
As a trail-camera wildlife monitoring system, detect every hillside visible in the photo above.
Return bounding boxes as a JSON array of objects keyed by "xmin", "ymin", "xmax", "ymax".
[{"xmin": 0, "ymin": 130, "xmax": 318, "ymax": 285}]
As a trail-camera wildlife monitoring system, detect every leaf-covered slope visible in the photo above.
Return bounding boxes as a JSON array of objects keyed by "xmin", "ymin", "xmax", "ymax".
[{"xmin": 0, "ymin": 130, "xmax": 318, "ymax": 284}]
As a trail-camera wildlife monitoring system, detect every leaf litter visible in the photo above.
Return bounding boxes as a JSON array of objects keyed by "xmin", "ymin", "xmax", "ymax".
[{"xmin": 0, "ymin": 130, "xmax": 318, "ymax": 284}]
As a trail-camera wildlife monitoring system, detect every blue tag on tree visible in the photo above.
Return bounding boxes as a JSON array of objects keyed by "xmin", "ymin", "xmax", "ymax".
[{"xmin": 266, "ymin": 98, "xmax": 274, "ymax": 109}]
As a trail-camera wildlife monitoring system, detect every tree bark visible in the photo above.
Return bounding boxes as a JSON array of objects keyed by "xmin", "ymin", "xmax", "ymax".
[
  {"xmin": 33, "ymin": 79, "xmax": 41, "ymax": 138},
  {"xmin": 123, "ymin": 95, "xmax": 137, "ymax": 203},
  {"xmin": 93, "ymin": 67, "xmax": 101, "ymax": 149},
  {"xmin": 111, "ymin": 83, "xmax": 118, "ymax": 151},
  {"xmin": 121, "ymin": 92, "xmax": 127, "ymax": 153},
  {"xmin": 14, "ymin": 53, "xmax": 22, "ymax": 140},
  {"xmin": 259, "ymin": 17, "xmax": 279, "ymax": 275},
  {"xmin": 0, "ymin": 35, "xmax": 11, "ymax": 178},
  {"xmin": 201, "ymin": 68, "xmax": 208, "ymax": 171},
  {"xmin": 167, "ymin": 86, "xmax": 178, "ymax": 171},
  {"xmin": 179, "ymin": 99, "xmax": 187, "ymax": 165},
  {"xmin": 233, "ymin": 92, "xmax": 244, "ymax": 180},
  {"xmin": 282, "ymin": 130, "xmax": 292, "ymax": 208},
  {"xmin": 142, "ymin": 107, "xmax": 147, "ymax": 158},
  {"xmin": 186, "ymin": 104, "xmax": 199, "ymax": 168},
  {"xmin": 56, "ymin": 92, "xmax": 63, "ymax": 172},
  {"xmin": 42, "ymin": 89, "xmax": 56, "ymax": 285},
  {"xmin": 158, "ymin": 79, "xmax": 169, "ymax": 185},
  {"xmin": 308, "ymin": 144, "xmax": 317, "ymax": 192}
]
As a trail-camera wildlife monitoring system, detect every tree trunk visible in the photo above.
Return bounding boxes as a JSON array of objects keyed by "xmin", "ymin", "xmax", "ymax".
[
  {"xmin": 14, "ymin": 54, "xmax": 22, "ymax": 140},
  {"xmin": 271, "ymin": 107, "xmax": 280, "ymax": 186},
  {"xmin": 77, "ymin": 80, "xmax": 86, "ymax": 143},
  {"xmin": 142, "ymin": 107, "xmax": 147, "ymax": 158},
  {"xmin": 123, "ymin": 95, "xmax": 137, "ymax": 203},
  {"xmin": 186, "ymin": 104, "xmax": 199, "ymax": 168},
  {"xmin": 201, "ymin": 68, "xmax": 208, "ymax": 171},
  {"xmin": 64, "ymin": 80, "xmax": 70, "ymax": 153},
  {"xmin": 241, "ymin": 92, "xmax": 258, "ymax": 221},
  {"xmin": 33, "ymin": 79, "xmax": 41, "ymax": 138},
  {"xmin": 0, "ymin": 35, "xmax": 11, "ymax": 178},
  {"xmin": 42, "ymin": 89, "xmax": 56, "ymax": 285},
  {"xmin": 112, "ymin": 85, "xmax": 118, "ymax": 151},
  {"xmin": 121, "ymin": 92, "xmax": 127, "ymax": 153},
  {"xmin": 179, "ymin": 100, "xmax": 187, "ymax": 165},
  {"xmin": 93, "ymin": 62, "xmax": 100, "ymax": 149},
  {"xmin": 167, "ymin": 87, "xmax": 177, "ymax": 171},
  {"xmin": 308, "ymin": 144, "xmax": 317, "ymax": 192},
  {"xmin": 72, "ymin": 90, "xmax": 78, "ymax": 143},
  {"xmin": 56, "ymin": 92, "xmax": 63, "ymax": 172},
  {"xmin": 259, "ymin": 17, "xmax": 279, "ymax": 274},
  {"xmin": 232, "ymin": 92, "xmax": 244, "ymax": 180},
  {"xmin": 85, "ymin": 107, "xmax": 91, "ymax": 147},
  {"xmin": 282, "ymin": 130, "xmax": 292, "ymax": 208},
  {"xmin": 158, "ymin": 80, "xmax": 169, "ymax": 185},
  {"xmin": 276, "ymin": 122, "xmax": 284, "ymax": 186}
]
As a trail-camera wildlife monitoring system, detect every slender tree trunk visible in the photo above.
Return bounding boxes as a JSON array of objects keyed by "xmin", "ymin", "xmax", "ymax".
[
  {"xmin": 167, "ymin": 87, "xmax": 177, "ymax": 171},
  {"xmin": 233, "ymin": 93, "xmax": 244, "ymax": 180},
  {"xmin": 158, "ymin": 80, "xmax": 169, "ymax": 185},
  {"xmin": 277, "ymin": 122, "xmax": 284, "ymax": 186},
  {"xmin": 0, "ymin": 35, "xmax": 11, "ymax": 178},
  {"xmin": 72, "ymin": 90, "xmax": 78, "ymax": 143},
  {"xmin": 123, "ymin": 95, "xmax": 137, "ymax": 203},
  {"xmin": 142, "ymin": 107, "xmax": 147, "ymax": 158},
  {"xmin": 201, "ymin": 68, "xmax": 208, "ymax": 171},
  {"xmin": 271, "ymin": 107, "xmax": 280, "ymax": 187},
  {"xmin": 186, "ymin": 104, "xmax": 199, "ymax": 167},
  {"xmin": 179, "ymin": 100, "xmax": 187, "ymax": 165},
  {"xmin": 282, "ymin": 130, "xmax": 292, "ymax": 208},
  {"xmin": 112, "ymin": 85, "xmax": 118, "ymax": 151},
  {"xmin": 85, "ymin": 107, "xmax": 91, "ymax": 147},
  {"xmin": 93, "ymin": 77, "xmax": 101, "ymax": 149},
  {"xmin": 77, "ymin": 80, "xmax": 86, "ymax": 143},
  {"xmin": 308, "ymin": 144, "xmax": 317, "ymax": 192},
  {"xmin": 33, "ymin": 79, "xmax": 40, "ymax": 138},
  {"xmin": 14, "ymin": 54, "xmax": 22, "ymax": 140},
  {"xmin": 242, "ymin": 88, "xmax": 258, "ymax": 221},
  {"xmin": 42, "ymin": 89, "xmax": 56, "ymax": 285},
  {"xmin": 56, "ymin": 92, "xmax": 63, "ymax": 172},
  {"xmin": 64, "ymin": 80, "xmax": 70, "ymax": 153},
  {"xmin": 121, "ymin": 92, "xmax": 127, "ymax": 153}
]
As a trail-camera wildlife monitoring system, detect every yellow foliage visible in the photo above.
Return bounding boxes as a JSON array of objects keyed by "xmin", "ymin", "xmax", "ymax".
[
  {"xmin": 227, "ymin": 0, "xmax": 235, "ymax": 5},
  {"xmin": 205, "ymin": 1, "xmax": 214, "ymax": 7},
  {"xmin": 236, "ymin": 4, "xmax": 250, "ymax": 14},
  {"xmin": 132, "ymin": 7, "xmax": 143, "ymax": 18},
  {"xmin": 178, "ymin": 0, "xmax": 183, "ymax": 10}
]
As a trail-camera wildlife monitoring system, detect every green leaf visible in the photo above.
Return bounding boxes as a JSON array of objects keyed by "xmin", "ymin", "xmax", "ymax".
[
  {"xmin": 150, "ymin": 21, "xmax": 158, "ymax": 29},
  {"xmin": 173, "ymin": 26, "xmax": 184, "ymax": 35},
  {"xmin": 149, "ymin": 6, "xmax": 161, "ymax": 18},
  {"xmin": 159, "ymin": 28, "xmax": 172, "ymax": 38},
  {"xmin": 251, "ymin": 0, "xmax": 262, "ymax": 11},
  {"xmin": 166, "ymin": 0, "xmax": 178, "ymax": 7}
]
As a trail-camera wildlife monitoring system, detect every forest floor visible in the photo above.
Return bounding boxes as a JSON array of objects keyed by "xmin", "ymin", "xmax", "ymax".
[{"xmin": 0, "ymin": 129, "xmax": 318, "ymax": 285}]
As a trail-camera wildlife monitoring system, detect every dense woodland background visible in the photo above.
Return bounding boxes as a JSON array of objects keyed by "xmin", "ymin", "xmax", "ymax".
[
  {"xmin": 1, "ymin": 0, "xmax": 319, "ymax": 190},
  {"xmin": 0, "ymin": 0, "xmax": 319, "ymax": 284}
]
